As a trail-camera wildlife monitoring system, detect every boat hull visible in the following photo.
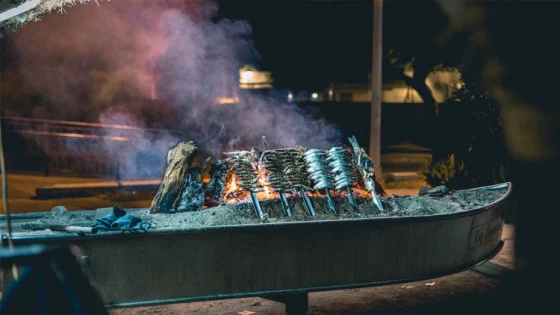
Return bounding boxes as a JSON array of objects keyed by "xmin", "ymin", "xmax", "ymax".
[{"xmin": 1, "ymin": 183, "xmax": 512, "ymax": 308}]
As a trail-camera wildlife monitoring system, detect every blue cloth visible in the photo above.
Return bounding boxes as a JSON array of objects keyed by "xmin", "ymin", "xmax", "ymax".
[
  {"xmin": 111, "ymin": 214, "xmax": 151, "ymax": 230},
  {"xmin": 91, "ymin": 212, "xmax": 121, "ymax": 229},
  {"xmin": 91, "ymin": 207, "xmax": 150, "ymax": 230}
]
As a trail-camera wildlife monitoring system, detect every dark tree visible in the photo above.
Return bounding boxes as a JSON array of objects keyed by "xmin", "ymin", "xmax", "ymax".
[
  {"xmin": 437, "ymin": 1, "xmax": 560, "ymax": 313},
  {"xmin": 384, "ymin": 1, "xmax": 469, "ymax": 113}
]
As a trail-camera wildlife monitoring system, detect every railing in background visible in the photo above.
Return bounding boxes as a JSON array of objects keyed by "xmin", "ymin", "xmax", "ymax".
[
  {"xmin": 2, "ymin": 116, "xmax": 185, "ymax": 141},
  {"xmin": 1, "ymin": 116, "xmax": 184, "ymax": 179},
  {"xmin": 1, "ymin": 105, "xmax": 438, "ymax": 178}
]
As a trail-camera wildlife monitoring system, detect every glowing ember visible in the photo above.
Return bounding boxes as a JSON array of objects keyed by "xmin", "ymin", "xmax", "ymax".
[
  {"xmin": 222, "ymin": 153, "xmax": 373, "ymax": 204},
  {"xmin": 223, "ymin": 180, "xmax": 371, "ymax": 204}
]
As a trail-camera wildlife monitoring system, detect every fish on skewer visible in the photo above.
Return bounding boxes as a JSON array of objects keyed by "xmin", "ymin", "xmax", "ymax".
[
  {"xmin": 304, "ymin": 149, "xmax": 337, "ymax": 214},
  {"xmin": 259, "ymin": 149, "xmax": 292, "ymax": 217},
  {"xmin": 276, "ymin": 146, "xmax": 316, "ymax": 216},
  {"xmin": 347, "ymin": 136, "xmax": 385, "ymax": 211},
  {"xmin": 261, "ymin": 137, "xmax": 292, "ymax": 216},
  {"xmin": 224, "ymin": 150, "xmax": 264, "ymax": 219},
  {"xmin": 327, "ymin": 146, "xmax": 358, "ymax": 209}
]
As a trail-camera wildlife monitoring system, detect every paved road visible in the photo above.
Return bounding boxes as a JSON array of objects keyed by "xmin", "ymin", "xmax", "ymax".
[{"xmin": 1, "ymin": 174, "xmax": 153, "ymax": 213}]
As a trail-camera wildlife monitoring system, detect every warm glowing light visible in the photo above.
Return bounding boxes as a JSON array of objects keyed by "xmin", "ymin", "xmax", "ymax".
[
  {"xmin": 150, "ymin": 81, "xmax": 157, "ymax": 100},
  {"xmin": 288, "ymin": 92, "xmax": 293, "ymax": 102},
  {"xmin": 241, "ymin": 70, "xmax": 254, "ymax": 82},
  {"xmin": 311, "ymin": 93, "xmax": 318, "ymax": 99},
  {"xmin": 263, "ymin": 186, "xmax": 271, "ymax": 198},
  {"xmin": 227, "ymin": 174, "xmax": 238, "ymax": 193},
  {"xmin": 214, "ymin": 97, "xmax": 239, "ymax": 105}
]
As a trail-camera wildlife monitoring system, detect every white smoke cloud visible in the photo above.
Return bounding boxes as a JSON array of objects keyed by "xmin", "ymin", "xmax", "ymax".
[{"xmin": 8, "ymin": 0, "xmax": 341, "ymax": 178}]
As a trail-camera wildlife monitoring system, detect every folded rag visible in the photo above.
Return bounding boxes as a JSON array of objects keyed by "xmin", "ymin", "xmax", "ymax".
[
  {"xmin": 91, "ymin": 206, "xmax": 151, "ymax": 230},
  {"xmin": 111, "ymin": 214, "xmax": 151, "ymax": 230}
]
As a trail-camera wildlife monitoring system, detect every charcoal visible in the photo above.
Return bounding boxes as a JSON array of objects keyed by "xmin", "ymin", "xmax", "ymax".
[
  {"xmin": 206, "ymin": 159, "xmax": 228, "ymax": 205},
  {"xmin": 50, "ymin": 206, "xmax": 69, "ymax": 218},
  {"xmin": 150, "ymin": 141, "xmax": 197, "ymax": 213},
  {"xmin": 176, "ymin": 174, "xmax": 205, "ymax": 212},
  {"xmin": 419, "ymin": 186, "xmax": 449, "ymax": 197},
  {"xmin": 187, "ymin": 157, "xmax": 211, "ymax": 183}
]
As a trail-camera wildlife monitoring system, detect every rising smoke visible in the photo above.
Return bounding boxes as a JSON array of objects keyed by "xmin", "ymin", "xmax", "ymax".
[{"xmin": 7, "ymin": 0, "xmax": 341, "ymax": 177}]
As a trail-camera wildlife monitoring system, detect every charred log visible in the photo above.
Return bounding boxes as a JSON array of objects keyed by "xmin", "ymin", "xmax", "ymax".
[
  {"xmin": 205, "ymin": 159, "xmax": 228, "ymax": 206},
  {"xmin": 176, "ymin": 174, "xmax": 205, "ymax": 212},
  {"xmin": 150, "ymin": 141, "xmax": 197, "ymax": 214}
]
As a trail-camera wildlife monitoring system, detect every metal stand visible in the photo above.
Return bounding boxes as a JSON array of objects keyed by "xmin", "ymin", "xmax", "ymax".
[
  {"xmin": 263, "ymin": 293, "xmax": 309, "ymax": 315},
  {"xmin": 472, "ymin": 261, "xmax": 513, "ymax": 279}
]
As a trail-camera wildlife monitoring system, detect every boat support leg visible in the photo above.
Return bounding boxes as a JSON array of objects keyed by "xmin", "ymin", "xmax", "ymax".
[{"xmin": 262, "ymin": 293, "xmax": 308, "ymax": 315}]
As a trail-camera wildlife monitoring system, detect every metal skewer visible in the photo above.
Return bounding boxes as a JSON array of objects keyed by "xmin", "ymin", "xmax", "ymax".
[
  {"xmin": 328, "ymin": 146, "xmax": 359, "ymax": 209},
  {"xmin": 225, "ymin": 152, "xmax": 265, "ymax": 219},
  {"xmin": 347, "ymin": 136, "xmax": 384, "ymax": 212},
  {"xmin": 250, "ymin": 191, "xmax": 264, "ymax": 219},
  {"xmin": 347, "ymin": 187, "xmax": 358, "ymax": 208},
  {"xmin": 371, "ymin": 191, "xmax": 383, "ymax": 212},
  {"xmin": 278, "ymin": 147, "xmax": 316, "ymax": 217},
  {"xmin": 325, "ymin": 189, "xmax": 337, "ymax": 214},
  {"xmin": 300, "ymin": 187, "xmax": 315, "ymax": 216},
  {"xmin": 304, "ymin": 149, "xmax": 338, "ymax": 215},
  {"xmin": 262, "ymin": 136, "xmax": 292, "ymax": 217}
]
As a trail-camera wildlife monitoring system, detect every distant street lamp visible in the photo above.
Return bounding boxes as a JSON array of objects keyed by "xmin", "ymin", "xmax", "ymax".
[
  {"xmin": 370, "ymin": 0, "xmax": 383, "ymax": 179},
  {"xmin": 311, "ymin": 92, "xmax": 319, "ymax": 99}
]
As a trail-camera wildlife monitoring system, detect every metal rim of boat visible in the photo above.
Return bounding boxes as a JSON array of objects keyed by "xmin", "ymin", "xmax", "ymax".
[{"xmin": 1, "ymin": 182, "xmax": 512, "ymax": 242}]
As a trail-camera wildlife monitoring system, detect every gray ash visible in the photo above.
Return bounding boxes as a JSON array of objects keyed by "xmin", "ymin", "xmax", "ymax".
[
  {"xmin": 143, "ymin": 186, "xmax": 507, "ymax": 230},
  {"xmin": 27, "ymin": 186, "xmax": 507, "ymax": 232}
]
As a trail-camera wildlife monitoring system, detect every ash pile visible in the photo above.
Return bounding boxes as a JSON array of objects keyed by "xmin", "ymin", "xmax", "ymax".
[{"xmin": 150, "ymin": 136, "xmax": 387, "ymax": 219}]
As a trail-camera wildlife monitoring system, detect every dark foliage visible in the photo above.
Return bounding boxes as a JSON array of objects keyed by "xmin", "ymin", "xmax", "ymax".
[{"xmin": 423, "ymin": 71, "xmax": 511, "ymax": 189}]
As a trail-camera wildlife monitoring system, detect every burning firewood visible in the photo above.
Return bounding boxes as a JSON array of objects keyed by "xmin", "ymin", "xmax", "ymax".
[
  {"xmin": 276, "ymin": 147, "xmax": 316, "ymax": 216},
  {"xmin": 304, "ymin": 149, "xmax": 337, "ymax": 214},
  {"xmin": 150, "ymin": 141, "xmax": 197, "ymax": 214},
  {"xmin": 205, "ymin": 159, "xmax": 228, "ymax": 206},
  {"xmin": 175, "ymin": 157, "xmax": 211, "ymax": 212},
  {"xmin": 225, "ymin": 150, "xmax": 264, "ymax": 219},
  {"xmin": 347, "ymin": 136, "xmax": 385, "ymax": 211},
  {"xmin": 327, "ymin": 147, "xmax": 358, "ymax": 209}
]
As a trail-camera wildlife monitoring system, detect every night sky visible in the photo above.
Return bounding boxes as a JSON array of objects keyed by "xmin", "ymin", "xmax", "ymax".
[
  {"xmin": 0, "ymin": 0, "xmax": 449, "ymax": 92},
  {"xmin": 217, "ymin": 0, "xmax": 448, "ymax": 90}
]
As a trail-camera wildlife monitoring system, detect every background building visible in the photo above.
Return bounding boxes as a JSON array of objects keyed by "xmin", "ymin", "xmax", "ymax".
[{"xmin": 311, "ymin": 68, "xmax": 462, "ymax": 103}]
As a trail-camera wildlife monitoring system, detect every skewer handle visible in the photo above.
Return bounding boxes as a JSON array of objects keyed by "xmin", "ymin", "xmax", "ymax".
[
  {"xmin": 325, "ymin": 189, "xmax": 337, "ymax": 215},
  {"xmin": 346, "ymin": 186, "xmax": 358, "ymax": 209},
  {"xmin": 250, "ymin": 192, "xmax": 264, "ymax": 219},
  {"xmin": 371, "ymin": 191, "xmax": 384, "ymax": 212},
  {"xmin": 300, "ymin": 188, "xmax": 315, "ymax": 216},
  {"xmin": 279, "ymin": 193, "xmax": 292, "ymax": 217}
]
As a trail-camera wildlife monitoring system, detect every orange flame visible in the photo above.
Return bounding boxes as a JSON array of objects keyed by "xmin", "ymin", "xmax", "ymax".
[
  {"xmin": 222, "ymin": 168, "xmax": 373, "ymax": 204},
  {"xmin": 227, "ymin": 174, "xmax": 238, "ymax": 193}
]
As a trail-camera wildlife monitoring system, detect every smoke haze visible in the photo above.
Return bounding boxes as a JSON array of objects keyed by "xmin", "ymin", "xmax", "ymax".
[{"xmin": 6, "ymin": 0, "xmax": 341, "ymax": 177}]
